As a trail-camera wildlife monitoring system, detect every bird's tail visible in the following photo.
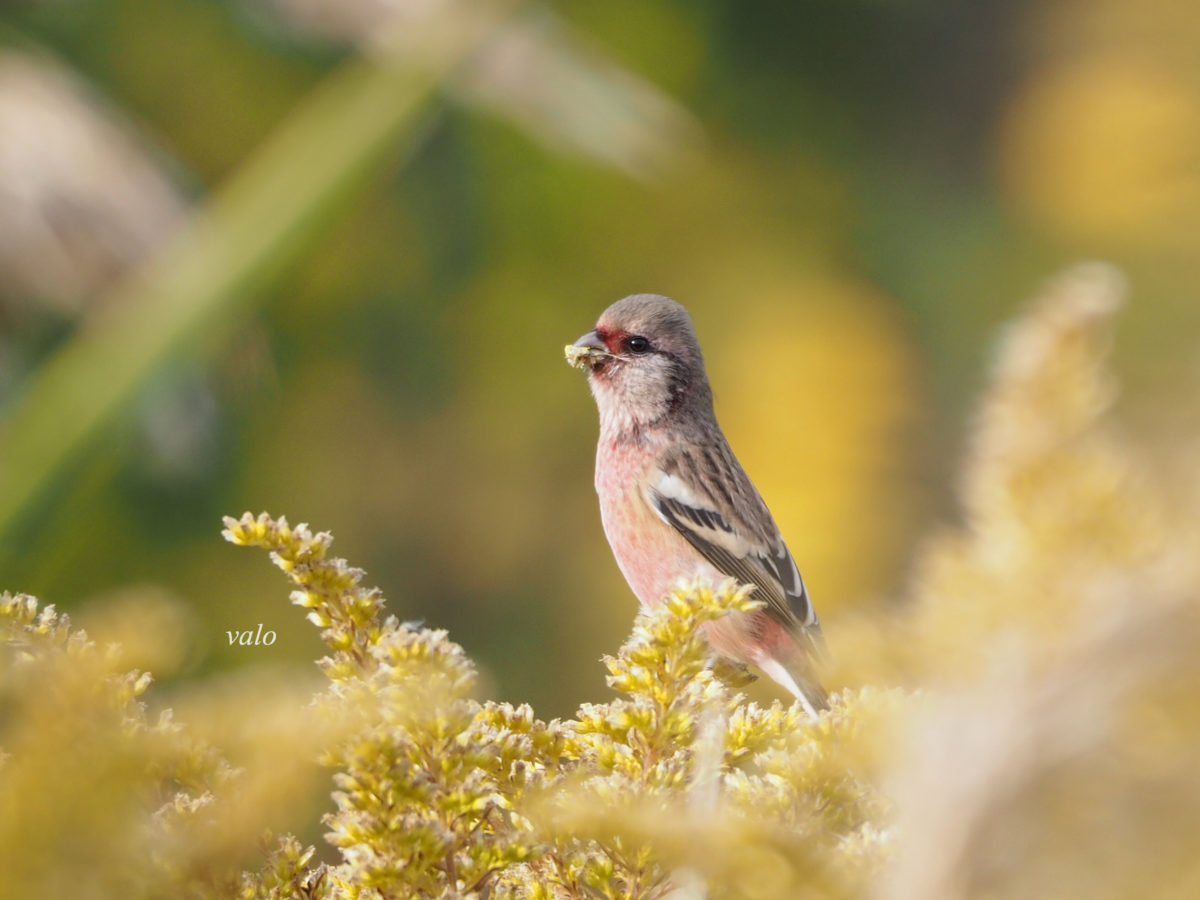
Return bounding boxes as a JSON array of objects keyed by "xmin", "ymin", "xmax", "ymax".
[{"xmin": 764, "ymin": 640, "xmax": 829, "ymax": 719}]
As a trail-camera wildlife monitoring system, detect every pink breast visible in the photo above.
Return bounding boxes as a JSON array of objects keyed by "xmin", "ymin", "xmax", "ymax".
[{"xmin": 595, "ymin": 439, "xmax": 722, "ymax": 609}]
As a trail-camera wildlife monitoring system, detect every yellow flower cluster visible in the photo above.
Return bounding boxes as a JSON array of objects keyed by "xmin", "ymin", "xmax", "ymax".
[
  {"xmin": 0, "ymin": 592, "xmax": 237, "ymax": 897},
  {"xmin": 221, "ymin": 515, "xmax": 894, "ymax": 899}
]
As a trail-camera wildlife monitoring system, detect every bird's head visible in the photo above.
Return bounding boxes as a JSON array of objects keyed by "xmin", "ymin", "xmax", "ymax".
[{"xmin": 567, "ymin": 293, "xmax": 712, "ymax": 437}]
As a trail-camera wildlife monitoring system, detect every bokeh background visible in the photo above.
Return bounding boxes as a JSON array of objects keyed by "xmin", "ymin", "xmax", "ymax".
[{"xmin": 1, "ymin": 0, "xmax": 1197, "ymax": 717}]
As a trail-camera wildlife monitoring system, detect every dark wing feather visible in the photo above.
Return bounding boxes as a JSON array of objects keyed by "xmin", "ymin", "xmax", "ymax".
[{"xmin": 646, "ymin": 467, "xmax": 825, "ymax": 657}]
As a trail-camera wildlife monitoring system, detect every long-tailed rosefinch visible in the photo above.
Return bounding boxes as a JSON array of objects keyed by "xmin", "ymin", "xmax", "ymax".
[{"xmin": 567, "ymin": 293, "xmax": 829, "ymax": 716}]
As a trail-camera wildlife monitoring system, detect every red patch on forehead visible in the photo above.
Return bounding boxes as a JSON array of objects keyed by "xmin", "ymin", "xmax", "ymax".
[{"xmin": 593, "ymin": 325, "xmax": 628, "ymax": 354}]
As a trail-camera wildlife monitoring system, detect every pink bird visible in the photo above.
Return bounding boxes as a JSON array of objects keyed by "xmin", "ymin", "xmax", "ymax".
[{"xmin": 569, "ymin": 293, "xmax": 828, "ymax": 716}]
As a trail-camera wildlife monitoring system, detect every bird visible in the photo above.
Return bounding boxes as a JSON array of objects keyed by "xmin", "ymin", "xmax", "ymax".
[{"xmin": 566, "ymin": 293, "xmax": 829, "ymax": 717}]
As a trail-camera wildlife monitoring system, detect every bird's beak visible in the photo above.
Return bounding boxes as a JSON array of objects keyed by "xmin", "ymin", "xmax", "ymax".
[{"xmin": 564, "ymin": 330, "xmax": 612, "ymax": 371}]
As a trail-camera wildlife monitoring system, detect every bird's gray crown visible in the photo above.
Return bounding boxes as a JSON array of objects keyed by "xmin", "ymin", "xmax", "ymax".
[
  {"xmin": 600, "ymin": 293, "xmax": 693, "ymax": 336},
  {"xmin": 597, "ymin": 294, "xmax": 703, "ymax": 366}
]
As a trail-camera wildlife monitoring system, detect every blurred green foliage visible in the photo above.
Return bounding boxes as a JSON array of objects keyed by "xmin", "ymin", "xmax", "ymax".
[{"xmin": 1, "ymin": 0, "xmax": 1199, "ymax": 720}]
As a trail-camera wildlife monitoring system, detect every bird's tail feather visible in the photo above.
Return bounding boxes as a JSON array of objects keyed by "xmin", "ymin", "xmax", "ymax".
[{"xmin": 759, "ymin": 651, "xmax": 829, "ymax": 719}]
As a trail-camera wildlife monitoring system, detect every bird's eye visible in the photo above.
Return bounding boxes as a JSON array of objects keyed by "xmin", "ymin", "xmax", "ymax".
[{"xmin": 624, "ymin": 335, "xmax": 651, "ymax": 354}]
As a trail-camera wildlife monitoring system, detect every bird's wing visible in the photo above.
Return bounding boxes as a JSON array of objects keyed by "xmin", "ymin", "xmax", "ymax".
[{"xmin": 644, "ymin": 461, "xmax": 824, "ymax": 653}]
